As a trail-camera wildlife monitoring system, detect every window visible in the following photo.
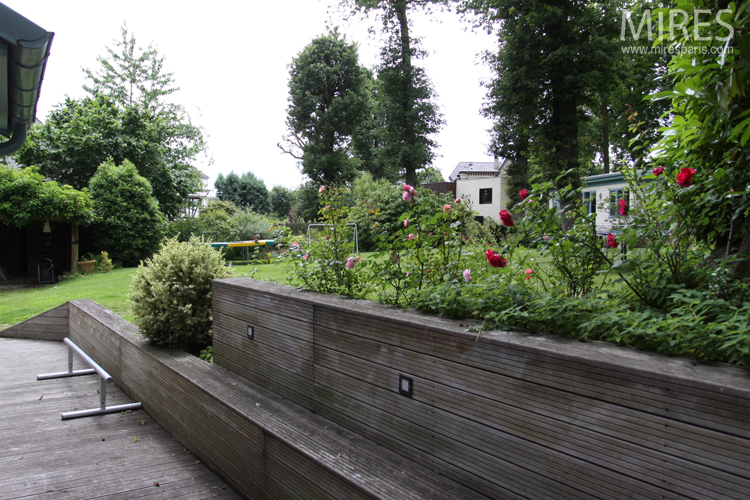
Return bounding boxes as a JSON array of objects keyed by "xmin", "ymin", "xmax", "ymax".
[
  {"xmin": 609, "ymin": 188, "xmax": 630, "ymax": 217},
  {"xmin": 583, "ymin": 191, "xmax": 596, "ymax": 215},
  {"xmin": 479, "ymin": 188, "xmax": 492, "ymax": 204}
]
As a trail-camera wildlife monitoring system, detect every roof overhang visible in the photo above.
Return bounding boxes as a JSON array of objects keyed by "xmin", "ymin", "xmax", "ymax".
[{"xmin": 0, "ymin": 2, "xmax": 53, "ymax": 156}]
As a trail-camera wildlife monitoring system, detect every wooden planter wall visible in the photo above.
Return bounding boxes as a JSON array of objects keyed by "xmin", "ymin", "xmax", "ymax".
[{"xmin": 213, "ymin": 278, "xmax": 750, "ymax": 500}]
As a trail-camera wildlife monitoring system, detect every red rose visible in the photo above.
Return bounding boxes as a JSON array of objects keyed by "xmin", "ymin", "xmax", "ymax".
[
  {"xmin": 676, "ymin": 168, "xmax": 696, "ymax": 187},
  {"xmin": 607, "ymin": 233, "xmax": 617, "ymax": 249},
  {"xmin": 485, "ymin": 249, "xmax": 507, "ymax": 268},
  {"xmin": 653, "ymin": 166, "xmax": 665, "ymax": 176},
  {"xmin": 519, "ymin": 189, "xmax": 529, "ymax": 200},
  {"xmin": 499, "ymin": 210, "xmax": 514, "ymax": 227}
]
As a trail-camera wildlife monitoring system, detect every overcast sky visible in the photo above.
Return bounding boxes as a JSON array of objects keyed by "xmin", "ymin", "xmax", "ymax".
[{"xmin": 7, "ymin": 0, "xmax": 499, "ymax": 191}]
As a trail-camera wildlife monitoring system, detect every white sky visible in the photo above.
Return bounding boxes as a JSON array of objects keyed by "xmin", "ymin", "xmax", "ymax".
[{"xmin": 6, "ymin": 0, "xmax": 498, "ymax": 191}]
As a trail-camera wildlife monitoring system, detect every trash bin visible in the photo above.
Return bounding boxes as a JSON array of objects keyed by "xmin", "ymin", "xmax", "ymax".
[{"xmin": 38, "ymin": 255, "xmax": 55, "ymax": 284}]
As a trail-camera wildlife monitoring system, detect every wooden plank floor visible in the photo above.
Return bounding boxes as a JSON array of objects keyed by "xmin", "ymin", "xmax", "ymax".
[{"xmin": 0, "ymin": 338, "xmax": 242, "ymax": 500}]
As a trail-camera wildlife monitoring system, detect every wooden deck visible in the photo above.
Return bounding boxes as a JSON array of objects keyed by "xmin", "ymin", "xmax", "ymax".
[{"xmin": 0, "ymin": 337, "xmax": 241, "ymax": 500}]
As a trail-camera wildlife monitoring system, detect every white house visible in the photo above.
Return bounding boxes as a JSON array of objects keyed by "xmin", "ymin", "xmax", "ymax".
[
  {"xmin": 448, "ymin": 158, "xmax": 512, "ymax": 224},
  {"xmin": 581, "ymin": 172, "xmax": 639, "ymax": 233}
]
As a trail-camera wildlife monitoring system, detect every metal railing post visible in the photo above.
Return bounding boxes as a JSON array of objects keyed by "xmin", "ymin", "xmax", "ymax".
[{"xmin": 37, "ymin": 338, "xmax": 142, "ymax": 420}]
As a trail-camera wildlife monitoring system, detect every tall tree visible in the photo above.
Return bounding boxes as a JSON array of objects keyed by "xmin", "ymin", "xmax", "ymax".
[
  {"xmin": 344, "ymin": 0, "xmax": 446, "ymax": 186},
  {"xmin": 214, "ymin": 171, "xmax": 271, "ymax": 213},
  {"xmin": 462, "ymin": 0, "xmax": 622, "ymax": 192},
  {"xmin": 280, "ymin": 29, "xmax": 371, "ymax": 185},
  {"xmin": 16, "ymin": 26, "xmax": 205, "ymax": 219},
  {"xmin": 83, "ymin": 25, "xmax": 177, "ymax": 109}
]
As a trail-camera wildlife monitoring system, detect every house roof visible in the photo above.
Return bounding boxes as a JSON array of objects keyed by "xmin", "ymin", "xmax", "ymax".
[
  {"xmin": 0, "ymin": 3, "xmax": 54, "ymax": 154},
  {"xmin": 448, "ymin": 159, "xmax": 509, "ymax": 182},
  {"xmin": 583, "ymin": 170, "xmax": 656, "ymax": 188}
]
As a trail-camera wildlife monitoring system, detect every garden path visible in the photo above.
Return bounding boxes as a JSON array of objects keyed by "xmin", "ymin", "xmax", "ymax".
[{"xmin": 0, "ymin": 337, "xmax": 240, "ymax": 499}]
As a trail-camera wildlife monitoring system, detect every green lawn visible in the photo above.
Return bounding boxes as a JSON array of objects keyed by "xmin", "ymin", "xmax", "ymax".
[
  {"xmin": 0, "ymin": 267, "xmax": 139, "ymax": 328},
  {"xmin": 0, "ymin": 262, "xmax": 296, "ymax": 330}
]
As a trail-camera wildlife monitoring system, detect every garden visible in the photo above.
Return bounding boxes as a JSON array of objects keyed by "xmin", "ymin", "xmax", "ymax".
[{"xmin": 2, "ymin": 0, "xmax": 750, "ymax": 371}]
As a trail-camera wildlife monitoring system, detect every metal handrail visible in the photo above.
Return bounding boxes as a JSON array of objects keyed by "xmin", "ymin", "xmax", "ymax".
[{"xmin": 38, "ymin": 338, "xmax": 142, "ymax": 420}]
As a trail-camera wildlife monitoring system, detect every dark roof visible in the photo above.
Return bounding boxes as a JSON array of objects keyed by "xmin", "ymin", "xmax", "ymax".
[
  {"xmin": 448, "ymin": 159, "xmax": 509, "ymax": 182},
  {"xmin": 0, "ymin": 2, "xmax": 54, "ymax": 137}
]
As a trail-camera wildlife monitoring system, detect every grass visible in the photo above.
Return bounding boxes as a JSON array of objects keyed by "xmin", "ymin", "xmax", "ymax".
[
  {"xmin": 0, "ymin": 267, "xmax": 139, "ymax": 328},
  {"xmin": 0, "ymin": 249, "xmax": 556, "ymax": 329},
  {"xmin": 0, "ymin": 261, "xmax": 297, "ymax": 330}
]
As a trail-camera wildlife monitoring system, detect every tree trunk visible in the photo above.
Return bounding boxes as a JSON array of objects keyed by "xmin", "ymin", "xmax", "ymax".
[
  {"xmin": 394, "ymin": 1, "xmax": 417, "ymax": 187},
  {"xmin": 601, "ymin": 92, "xmax": 610, "ymax": 174},
  {"xmin": 732, "ymin": 214, "xmax": 750, "ymax": 278}
]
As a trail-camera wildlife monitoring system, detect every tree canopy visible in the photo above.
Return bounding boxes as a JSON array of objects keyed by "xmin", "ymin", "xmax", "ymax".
[
  {"xmin": 88, "ymin": 159, "xmax": 166, "ymax": 266},
  {"xmin": 15, "ymin": 26, "xmax": 205, "ymax": 220},
  {"xmin": 343, "ymin": 0, "xmax": 445, "ymax": 186},
  {"xmin": 214, "ymin": 171, "xmax": 271, "ymax": 213},
  {"xmin": 281, "ymin": 29, "xmax": 372, "ymax": 185},
  {"xmin": 0, "ymin": 165, "xmax": 93, "ymax": 227},
  {"xmin": 462, "ymin": 0, "xmax": 623, "ymax": 195}
]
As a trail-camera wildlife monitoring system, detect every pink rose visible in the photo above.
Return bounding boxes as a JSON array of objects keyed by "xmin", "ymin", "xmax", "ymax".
[
  {"xmin": 455, "ymin": 198, "xmax": 461, "ymax": 204},
  {"xmin": 408, "ymin": 234, "xmax": 415, "ymax": 241},
  {"xmin": 443, "ymin": 204, "xmax": 452, "ymax": 213},
  {"xmin": 302, "ymin": 255, "xmax": 308, "ymax": 260},
  {"xmin": 319, "ymin": 185, "xmax": 326, "ymax": 194},
  {"xmin": 463, "ymin": 269, "xmax": 471, "ymax": 283},
  {"xmin": 346, "ymin": 256, "xmax": 356, "ymax": 269},
  {"xmin": 525, "ymin": 269, "xmax": 533, "ymax": 281},
  {"xmin": 403, "ymin": 219, "xmax": 409, "ymax": 227}
]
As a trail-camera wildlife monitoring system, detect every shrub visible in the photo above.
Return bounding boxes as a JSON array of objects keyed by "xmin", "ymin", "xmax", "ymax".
[
  {"xmin": 0, "ymin": 165, "xmax": 93, "ymax": 226},
  {"xmin": 89, "ymin": 159, "xmax": 166, "ymax": 266},
  {"xmin": 288, "ymin": 186, "xmax": 370, "ymax": 297},
  {"xmin": 130, "ymin": 236, "xmax": 233, "ymax": 350},
  {"xmin": 99, "ymin": 251, "xmax": 113, "ymax": 273}
]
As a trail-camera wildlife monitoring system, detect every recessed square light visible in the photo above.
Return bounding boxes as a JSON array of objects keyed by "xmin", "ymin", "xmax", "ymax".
[
  {"xmin": 247, "ymin": 325, "xmax": 254, "ymax": 340},
  {"xmin": 399, "ymin": 375, "xmax": 413, "ymax": 398}
]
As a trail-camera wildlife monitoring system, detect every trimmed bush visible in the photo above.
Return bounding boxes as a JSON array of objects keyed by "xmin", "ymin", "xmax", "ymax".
[
  {"xmin": 89, "ymin": 159, "xmax": 166, "ymax": 266},
  {"xmin": 130, "ymin": 236, "xmax": 232, "ymax": 350}
]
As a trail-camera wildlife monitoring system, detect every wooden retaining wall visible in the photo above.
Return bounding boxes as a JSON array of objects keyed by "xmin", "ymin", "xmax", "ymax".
[
  {"xmin": 66, "ymin": 299, "xmax": 483, "ymax": 500},
  {"xmin": 0, "ymin": 302, "xmax": 68, "ymax": 341},
  {"xmin": 213, "ymin": 278, "xmax": 750, "ymax": 500}
]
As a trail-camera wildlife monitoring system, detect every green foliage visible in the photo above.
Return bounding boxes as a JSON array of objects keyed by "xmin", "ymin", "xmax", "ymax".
[
  {"xmin": 464, "ymin": 0, "xmax": 623, "ymax": 188},
  {"xmin": 281, "ymin": 29, "xmax": 371, "ymax": 185},
  {"xmin": 16, "ymin": 25, "xmax": 205, "ymax": 219},
  {"xmin": 290, "ymin": 181, "xmax": 322, "ymax": 222},
  {"xmin": 89, "ymin": 159, "xmax": 166, "ymax": 267},
  {"xmin": 647, "ymin": 0, "xmax": 750, "ymax": 275},
  {"xmin": 519, "ymin": 179, "xmax": 616, "ymax": 297},
  {"xmin": 214, "ymin": 171, "xmax": 271, "ymax": 213},
  {"xmin": 341, "ymin": 0, "xmax": 446, "ymax": 185},
  {"xmin": 100, "ymin": 251, "xmax": 114, "ymax": 273},
  {"xmin": 199, "ymin": 346, "xmax": 214, "ymax": 363},
  {"xmin": 16, "ymin": 94, "xmax": 203, "ymax": 220},
  {"xmin": 288, "ymin": 186, "xmax": 370, "ymax": 297},
  {"xmin": 0, "ymin": 165, "xmax": 93, "ymax": 226},
  {"xmin": 83, "ymin": 25, "xmax": 178, "ymax": 108},
  {"xmin": 130, "ymin": 236, "xmax": 233, "ymax": 350},
  {"xmin": 365, "ymin": 185, "xmax": 483, "ymax": 306},
  {"xmin": 417, "ymin": 167, "xmax": 445, "ymax": 184},
  {"xmin": 270, "ymin": 185, "xmax": 294, "ymax": 219}
]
